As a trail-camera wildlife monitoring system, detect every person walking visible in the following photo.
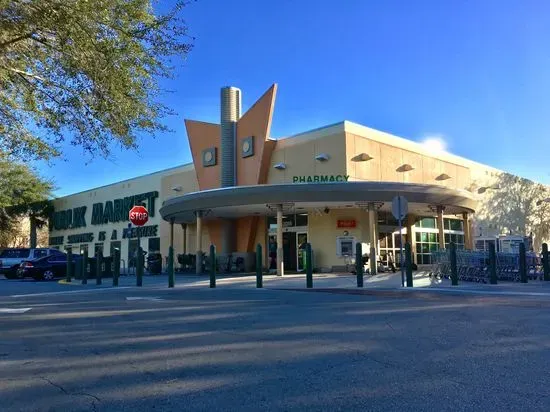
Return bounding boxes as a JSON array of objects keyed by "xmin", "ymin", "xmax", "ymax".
[{"xmin": 387, "ymin": 251, "xmax": 396, "ymax": 273}]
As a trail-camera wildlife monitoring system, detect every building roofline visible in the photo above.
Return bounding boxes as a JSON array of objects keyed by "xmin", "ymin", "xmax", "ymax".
[{"xmin": 53, "ymin": 162, "xmax": 194, "ymax": 200}]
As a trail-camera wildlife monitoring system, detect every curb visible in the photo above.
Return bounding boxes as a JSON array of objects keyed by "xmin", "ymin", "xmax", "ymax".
[{"xmin": 57, "ymin": 279, "xmax": 85, "ymax": 286}]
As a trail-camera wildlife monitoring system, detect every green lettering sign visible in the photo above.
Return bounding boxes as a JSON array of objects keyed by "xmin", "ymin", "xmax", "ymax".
[
  {"xmin": 49, "ymin": 236, "xmax": 64, "ymax": 246},
  {"xmin": 291, "ymin": 175, "xmax": 351, "ymax": 184}
]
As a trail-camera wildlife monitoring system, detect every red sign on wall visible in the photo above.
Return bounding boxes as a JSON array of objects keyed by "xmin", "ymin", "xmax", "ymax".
[{"xmin": 337, "ymin": 219, "xmax": 356, "ymax": 228}]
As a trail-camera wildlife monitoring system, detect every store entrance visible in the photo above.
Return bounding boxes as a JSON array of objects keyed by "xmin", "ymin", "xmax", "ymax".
[
  {"xmin": 267, "ymin": 231, "xmax": 308, "ymax": 272},
  {"xmin": 283, "ymin": 232, "xmax": 296, "ymax": 271}
]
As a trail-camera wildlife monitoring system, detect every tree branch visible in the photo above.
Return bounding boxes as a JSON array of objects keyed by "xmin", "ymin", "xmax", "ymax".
[{"xmin": 0, "ymin": 32, "xmax": 34, "ymax": 49}]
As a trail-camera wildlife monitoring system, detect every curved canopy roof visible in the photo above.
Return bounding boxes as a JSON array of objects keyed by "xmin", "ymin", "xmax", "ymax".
[{"xmin": 160, "ymin": 182, "xmax": 476, "ymax": 224}]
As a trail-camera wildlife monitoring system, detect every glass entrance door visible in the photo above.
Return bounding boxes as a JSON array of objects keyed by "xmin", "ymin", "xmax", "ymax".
[{"xmin": 297, "ymin": 232, "xmax": 308, "ymax": 271}]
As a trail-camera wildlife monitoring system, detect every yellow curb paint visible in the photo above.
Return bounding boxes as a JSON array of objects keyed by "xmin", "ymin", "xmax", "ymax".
[{"xmin": 57, "ymin": 279, "xmax": 83, "ymax": 286}]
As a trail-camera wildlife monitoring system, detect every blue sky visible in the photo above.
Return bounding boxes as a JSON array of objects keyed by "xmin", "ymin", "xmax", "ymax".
[{"xmin": 38, "ymin": 0, "xmax": 550, "ymax": 196}]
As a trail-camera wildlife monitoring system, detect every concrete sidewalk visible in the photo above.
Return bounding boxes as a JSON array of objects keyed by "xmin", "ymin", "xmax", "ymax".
[{"xmin": 54, "ymin": 270, "xmax": 550, "ymax": 297}]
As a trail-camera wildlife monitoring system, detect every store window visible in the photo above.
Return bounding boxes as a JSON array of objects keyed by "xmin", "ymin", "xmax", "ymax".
[
  {"xmin": 94, "ymin": 243, "xmax": 104, "ymax": 256},
  {"xmin": 415, "ymin": 217, "xmax": 436, "ymax": 229},
  {"xmin": 267, "ymin": 213, "xmax": 307, "ymax": 229},
  {"xmin": 110, "ymin": 241, "xmax": 121, "ymax": 257},
  {"xmin": 79, "ymin": 244, "xmax": 88, "ymax": 255},
  {"xmin": 444, "ymin": 218, "xmax": 464, "ymax": 231},
  {"xmin": 415, "ymin": 232, "xmax": 440, "ymax": 264},
  {"xmin": 444, "ymin": 233, "xmax": 465, "ymax": 249},
  {"xmin": 148, "ymin": 237, "xmax": 160, "ymax": 253}
]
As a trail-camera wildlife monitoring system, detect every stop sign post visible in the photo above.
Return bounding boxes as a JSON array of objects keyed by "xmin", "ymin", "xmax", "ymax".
[{"xmin": 129, "ymin": 205, "xmax": 149, "ymax": 285}]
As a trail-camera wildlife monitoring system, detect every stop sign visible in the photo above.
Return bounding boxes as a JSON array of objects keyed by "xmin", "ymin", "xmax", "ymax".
[{"xmin": 129, "ymin": 205, "xmax": 149, "ymax": 226}]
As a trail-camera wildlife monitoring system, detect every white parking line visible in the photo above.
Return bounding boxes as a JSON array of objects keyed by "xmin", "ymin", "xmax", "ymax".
[
  {"xmin": 11, "ymin": 287, "xmax": 132, "ymax": 298},
  {"xmin": 401, "ymin": 287, "xmax": 550, "ymax": 297},
  {"xmin": 126, "ymin": 296, "xmax": 165, "ymax": 302},
  {"xmin": 0, "ymin": 308, "xmax": 32, "ymax": 313}
]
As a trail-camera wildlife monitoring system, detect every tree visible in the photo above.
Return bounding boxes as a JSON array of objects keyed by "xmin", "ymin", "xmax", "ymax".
[
  {"xmin": 475, "ymin": 173, "xmax": 550, "ymax": 251},
  {"xmin": 0, "ymin": 0, "xmax": 193, "ymax": 161},
  {"xmin": 0, "ymin": 157, "xmax": 53, "ymax": 247}
]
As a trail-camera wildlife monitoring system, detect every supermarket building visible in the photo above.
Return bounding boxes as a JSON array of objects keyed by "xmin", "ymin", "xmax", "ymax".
[{"xmin": 47, "ymin": 84, "xmax": 532, "ymax": 274}]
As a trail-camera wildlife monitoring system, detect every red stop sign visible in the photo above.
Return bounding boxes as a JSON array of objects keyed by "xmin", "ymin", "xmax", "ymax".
[{"xmin": 129, "ymin": 205, "xmax": 149, "ymax": 226}]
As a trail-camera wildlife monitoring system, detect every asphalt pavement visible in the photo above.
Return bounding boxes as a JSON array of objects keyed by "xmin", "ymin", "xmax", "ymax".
[{"xmin": 2, "ymin": 276, "xmax": 550, "ymax": 411}]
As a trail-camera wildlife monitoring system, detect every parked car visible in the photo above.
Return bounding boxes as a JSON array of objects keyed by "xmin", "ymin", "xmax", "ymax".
[
  {"xmin": 17, "ymin": 253, "xmax": 81, "ymax": 281},
  {"xmin": 0, "ymin": 248, "xmax": 64, "ymax": 279}
]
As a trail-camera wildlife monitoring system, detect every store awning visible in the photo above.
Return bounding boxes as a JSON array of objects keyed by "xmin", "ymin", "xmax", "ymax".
[{"xmin": 160, "ymin": 181, "xmax": 477, "ymax": 224}]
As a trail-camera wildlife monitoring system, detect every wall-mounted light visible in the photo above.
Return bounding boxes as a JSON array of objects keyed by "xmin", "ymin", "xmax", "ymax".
[
  {"xmin": 315, "ymin": 153, "xmax": 330, "ymax": 161},
  {"xmin": 351, "ymin": 153, "xmax": 373, "ymax": 162},
  {"xmin": 324, "ymin": 207, "xmax": 330, "ymax": 214},
  {"xmin": 396, "ymin": 164, "xmax": 414, "ymax": 172},
  {"xmin": 435, "ymin": 173, "xmax": 451, "ymax": 181},
  {"xmin": 171, "ymin": 185, "xmax": 183, "ymax": 192},
  {"xmin": 273, "ymin": 162, "xmax": 286, "ymax": 170}
]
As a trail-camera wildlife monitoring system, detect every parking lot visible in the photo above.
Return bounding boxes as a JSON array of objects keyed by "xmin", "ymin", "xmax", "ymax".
[{"xmin": 2, "ymin": 276, "xmax": 550, "ymax": 411}]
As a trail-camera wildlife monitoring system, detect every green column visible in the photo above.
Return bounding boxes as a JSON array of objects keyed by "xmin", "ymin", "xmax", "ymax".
[
  {"xmin": 519, "ymin": 242, "xmax": 527, "ymax": 283},
  {"xmin": 543, "ymin": 243, "xmax": 550, "ymax": 281},
  {"xmin": 96, "ymin": 250, "xmax": 103, "ymax": 285},
  {"xmin": 209, "ymin": 244, "xmax": 216, "ymax": 288},
  {"xmin": 306, "ymin": 243, "xmax": 313, "ymax": 288},
  {"xmin": 168, "ymin": 246, "xmax": 175, "ymax": 288},
  {"xmin": 65, "ymin": 247, "xmax": 73, "ymax": 283},
  {"xmin": 489, "ymin": 242, "xmax": 497, "ymax": 284},
  {"xmin": 113, "ymin": 248, "xmax": 120, "ymax": 287},
  {"xmin": 256, "ymin": 244, "xmax": 263, "ymax": 288},
  {"xmin": 405, "ymin": 242, "xmax": 413, "ymax": 287},
  {"xmin": 449, "ymin": 242, "xmax": 458, "ymax": 286},
  {"xmin": 82, "ymin": 249, "xmax": 88, "ymax": 285},
  {"xmin": 355, "ymin": 242, "xmax": 363, "ymax": 287},
  {"xmin": 136, "ymin": 246, "xmax": 143, "ymax": 287}
]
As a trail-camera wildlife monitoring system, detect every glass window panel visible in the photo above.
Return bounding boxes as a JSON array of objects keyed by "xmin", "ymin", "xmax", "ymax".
[
  {"xmin": 421, "ymin": 218, "xmax": 436, "ymax": 229},
  {"xmin": 450, "ymin": 219, "xmax": 463, "ymax": 231},
  {"xmin": 429, "ymin": 233, "xmax": 437, "ymax": 243},
  {"xmin": 416, "ymin": 232, "xmax": 421, "ymax": 242},
  {"xmin": 295, "ymin": 213, "xmax": 308, "ymax": 227},
  {"xmin": 394, "ymin": 234, "xmax": 402, "ymax": 248},
  {"xmin": 282, "ymin": 214, "xmax": 295, "ymax": 227},
  {"xmin": 444, "ymin": 234, "xmax": 451, "ymax": 244},
  {"xmin": 430, "ymin": 244, "xmax": 438, "ymax": 252},
  {"xmin": 457, "ymin": 234, "xmax": 464, "ymax": 244},
  {"xmin": 444, "ymin": 218, "xmax": 451, "ymax": 230},
  {"xmin": 379, "ymin": 233, "xmax": 387, "ymax": 248},
  {"xmin": 421, "ymin": 244, "xmax": 430, "ymax": 253},
  {"xmin": 421, "ymin": 232, "xmax": 428, "ymax": 242},
  {"xmin": 148, "ymin": 237, "xmax": 160, "ymax": 253}
]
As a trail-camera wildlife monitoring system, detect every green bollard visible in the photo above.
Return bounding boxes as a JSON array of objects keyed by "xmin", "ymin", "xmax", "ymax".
[
  {"xmin": 489, "ymin": 242, "xmax": 498, "ymax": 284},
  {"xmin": 405, "ymin": 242, "xmax": 414, "ymax": 287},
  {"xmin": 65, "ymin": 247, "xmax": 73, "ymax": 283},
  {"xmin": 209, "ymin": 244, "xmax": 216, "ymax": 288},
  {"xmin": 96, "ymin": 250, "xmax": 103, "ymax": 285},
  {"xmin": 450, "ymin": 242, "xmax": 458, "ymax": 286},
  {"xmin": 519, "ymin": 242, "xmax": 527, "ymax": 283},
  {"xmin": 355, "ymin": 242, "xmax": 363, "ymax": 287},
  {"xmin": 306, "ymin": 243, "xmax": 313, "ymax": 288},
  {"xmin": 113, "ymin": 248, "xmax": 120, "ymax": 287},
  {"xmin": 543, "ymin": 243, "xmax": 550, "ymax": 281},
  {"xmin": 82, "ymin": 249, "xmax": 88, "ymax": 284},
  {"xmin": 256, "ymin": 244, "xmax": 263, "ymax": 288},
  {"xmin": 136, "ymin": 247, "xmax": 143, "ymax": 287},
  {"xmin": 168, "ymin": 246, "xmax": 175, "ymax": 288}
]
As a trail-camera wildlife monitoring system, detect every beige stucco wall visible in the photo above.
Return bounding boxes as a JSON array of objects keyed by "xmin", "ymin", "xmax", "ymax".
[
  {"xmin": 267, "ymin": 131, "xmax": 348, "ymax": 184},
  {"xmin": 345, "ymin": 131, "xmax": 472, "ymax": 190},
  {"xmin": 308, "ymin": 208, "xmax": 370, "ymax": 270}
]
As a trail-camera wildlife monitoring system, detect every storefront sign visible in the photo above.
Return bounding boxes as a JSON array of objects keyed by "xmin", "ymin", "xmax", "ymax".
[
  {"xmin": 50, "ymin": 191, "xmax": 159, "ymax": 231},
  {"xmin": 337, "ymin": 219, "xmax": 356, "ymax": 228},
  {"xmin": 67, "ymin": 233, "xmax": 94, "ymax": 244},
  {"xmin": 122, "ymin": 224, "xmax": 158, "ymax": 239},
  {"xmin": 292, "ymin": 175, "xmax": 350, "ymax": 183},
  {"xmin": 49, "ymin": 236, "xmax": 64, "ymax": 246}
]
